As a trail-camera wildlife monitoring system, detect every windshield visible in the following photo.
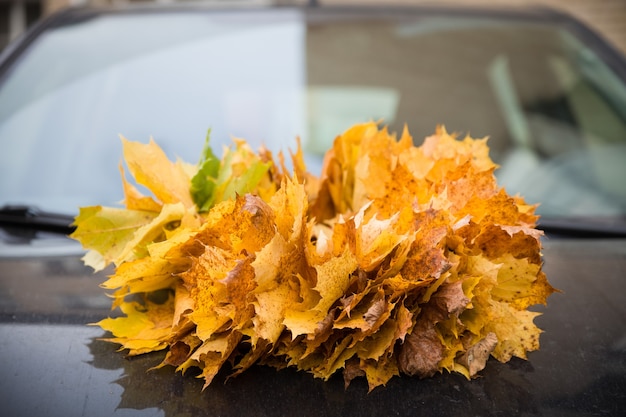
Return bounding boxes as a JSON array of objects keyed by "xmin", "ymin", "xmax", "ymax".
[{"xmin": 1, "ymin": 8, "xmax": 625, "ymax": 222}]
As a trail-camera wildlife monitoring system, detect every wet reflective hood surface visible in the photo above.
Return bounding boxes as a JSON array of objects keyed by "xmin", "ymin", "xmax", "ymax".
[{"xmin": 1, "ymin": 237, "xmax": 625, "ymax": 417}]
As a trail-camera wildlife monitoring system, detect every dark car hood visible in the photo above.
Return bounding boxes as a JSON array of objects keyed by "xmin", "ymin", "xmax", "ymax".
[{"xmin": 0, "ymin": 237, "xmax": 625, "ymax": 416}]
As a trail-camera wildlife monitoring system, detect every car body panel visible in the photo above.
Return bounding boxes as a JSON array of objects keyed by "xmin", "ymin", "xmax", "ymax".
[{"xmin": 1, "ymin": 238, "xmax": 625, "ymax": 416}]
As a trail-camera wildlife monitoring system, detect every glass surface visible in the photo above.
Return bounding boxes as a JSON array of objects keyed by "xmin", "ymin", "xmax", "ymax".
[{"xmin": 0, "ymin": 9, "xmax": 625, "ymax": 220}]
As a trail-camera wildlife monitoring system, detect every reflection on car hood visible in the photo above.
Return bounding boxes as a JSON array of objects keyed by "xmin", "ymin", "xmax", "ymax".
[
  {"xmin": 0, "ymin": 234, "xmax": 85, "ymax": 258},
  {"xmin": 0, "ymin": 237, "xmax": 625, "ymax": 416},
  {"xmin": 0, "ymin": 251, "xmax": 112, "ymax": 323}
]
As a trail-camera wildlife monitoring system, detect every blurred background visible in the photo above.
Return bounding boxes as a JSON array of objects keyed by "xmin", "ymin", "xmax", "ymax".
[{"xmin": 1, "ymin": 0, "xmax": 625, "ymax": 55}]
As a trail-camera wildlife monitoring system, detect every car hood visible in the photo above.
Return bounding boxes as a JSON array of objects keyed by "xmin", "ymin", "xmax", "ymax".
[{"xmin": 0, "ymin": 237, "xmax": 625, "ymax": 416}]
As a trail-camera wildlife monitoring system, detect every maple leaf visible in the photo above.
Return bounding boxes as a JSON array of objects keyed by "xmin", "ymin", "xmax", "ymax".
[
  {"xmin": 121, "ymin": 136, "xmax": 196, "ymax": 209},
  {"xmin": 191, "ymin": 136, "xmax": 271, "ymax": 212},
  {"xmin": 119, "ymin": 163, "xmax": 162, "ymax": 212},
  {"xmin": 70, "ymin": 206, "xmax": 158, "ymax": 271},
  {"xmin": 190, "ymin": 129, "xmax": 220, "ymax": 211},
  {"xmin": 95, "ymin": 297, "xmax": 175, "ymax": 356},
  {"xmin": 398, "ymin": 281, "xmax": 469, "ymax": 377},
  {"xmin": 455, "ymin": 332, "xmax": 498, "ymax": 377},
  {"xmin": 73, "ymin": 122, "xmax": 555, "ymax": 391}
]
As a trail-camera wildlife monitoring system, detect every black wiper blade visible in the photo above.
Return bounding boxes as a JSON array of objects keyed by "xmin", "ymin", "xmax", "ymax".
[
  {"xmin": 0, "ymin": 204, "xmax": 76, "ymax": 234},
  {"xmin": 538, "ymin": 217, "xmax": 626, "ymax": 238}
]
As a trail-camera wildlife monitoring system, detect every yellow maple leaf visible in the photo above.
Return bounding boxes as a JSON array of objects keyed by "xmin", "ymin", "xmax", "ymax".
[
  {"xmin": 121, "ymin": 136, "xmax": 196, "ymax": 209},
  {"xmin": 70, "ymin": 206, "xmax": 158, "ymax": 271},
  {"xmin": 95, "ymin": 298, "xmax": 174, "ymax": 355},
  {"xmin": 119, "ymin": 163, "xmax": 162, "ymax": 212}
]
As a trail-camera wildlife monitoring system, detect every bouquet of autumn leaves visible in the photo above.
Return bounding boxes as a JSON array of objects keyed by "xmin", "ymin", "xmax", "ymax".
[{"xmin": 71, "ymin": 122, "xmax": 555, "ymax": 391}]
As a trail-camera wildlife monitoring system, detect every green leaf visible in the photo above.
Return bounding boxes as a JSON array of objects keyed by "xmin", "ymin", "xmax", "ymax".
[
  {"xmin": 218, "ymin": 156, "xmax": 270, "ymax": 204},
  {"xmin": 190, "ymin": 129, "xmax": 220, "ymax": 211},
  {"xmin": 191, "ymin": 129, "xmax": 271, "ymax": 211}
]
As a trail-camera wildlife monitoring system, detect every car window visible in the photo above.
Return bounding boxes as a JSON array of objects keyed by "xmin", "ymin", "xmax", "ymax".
[
  {"xmin": 0, "ymin": 10, "xmax": 307, "ymax": 213},
  {"xmin": 305, "ymin": 17, "xmax": 626, "ymax": 219},
  {"xmin": 0, "ymin": 10, "xmax": 625, "ymax": 222}
]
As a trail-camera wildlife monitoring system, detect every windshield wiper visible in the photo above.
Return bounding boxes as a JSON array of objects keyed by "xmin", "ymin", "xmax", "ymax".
[
  {"xmin": 0, "ymin": 205, "xmax": 76, "ymax": 234},
  {"xmin": 538, "ymin": 217, "xmax": 626, "ymax": 238},
  {"xmin": 4, "ymin": 204, "xmax": 624, "ymax": 239}
]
